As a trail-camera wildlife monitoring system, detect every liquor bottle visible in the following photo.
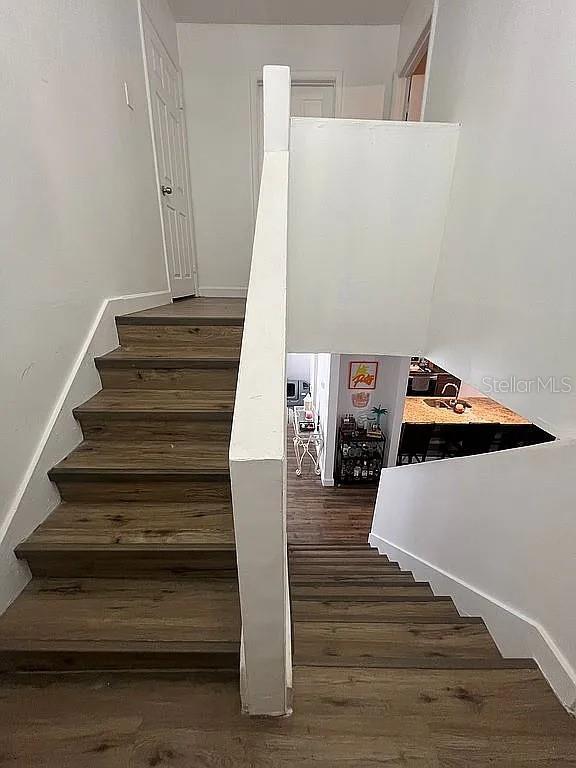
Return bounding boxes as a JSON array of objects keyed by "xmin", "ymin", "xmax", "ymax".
[{"xmin": 362, "ymin": 460, "xmax": 368, "ymax": 479}]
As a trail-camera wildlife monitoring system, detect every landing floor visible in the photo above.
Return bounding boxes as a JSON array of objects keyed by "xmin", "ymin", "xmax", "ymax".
[{"xmin": 2, "ymin": 667, "xmax": 574, "ymax": 767}]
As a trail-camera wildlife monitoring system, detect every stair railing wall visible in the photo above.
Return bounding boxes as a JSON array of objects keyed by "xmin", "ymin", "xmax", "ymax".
[
  {"xmin": 286, "ymin": 118, "xmax": 459, "ymax": 356},
  {"xmin": 229, "ymin": 65, "xmax": 292, "ymax": 717}
]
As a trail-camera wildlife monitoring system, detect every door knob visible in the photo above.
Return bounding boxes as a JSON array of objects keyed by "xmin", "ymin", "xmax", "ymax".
[{"xmin": 161, "ymin": 185, "xmax": 173, "ymax": 196}]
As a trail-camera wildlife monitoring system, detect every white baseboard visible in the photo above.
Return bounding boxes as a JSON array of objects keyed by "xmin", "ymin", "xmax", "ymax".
[
  {"xmin": 0, "ymin": 289, "xmax": 171, "ymax": 616},
  {"xmin": 200, "ymin": 286, "xmax": 248, "ymax": 298},
  {"xmin": 321, "ymin": 478, "xmax": 335, "ymax": 487},
  {"xmin": 369, "ymin": 532, "xmax": 576, "ymax": 714}
]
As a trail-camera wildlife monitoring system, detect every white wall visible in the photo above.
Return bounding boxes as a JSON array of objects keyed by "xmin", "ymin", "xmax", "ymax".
[
  {"xmin": 424, "ymin": 0, "xmax": 576, "ymax": 439},
  {"xmin": 336, "ymin": 355, "xmax": 410, "ymax": 467},
  {"xmin": 370, "ymin": 439, "xmax": 576, "ymax": 711},
  {"xmin": 0, "ymin": 1, "xmax": 167, "ymax": 606},
  {"xmin": 176, "ymin": 23, "xmax": 400, "ymax": 294},
  {"xmin": 286, "ymin": 354, "xmax": 312, "ymax": 384},
  {"xmin": 287, "ymin": 118, "xmax": 459, "ymax": 356},
  {"xmin": 312, "ymin": 354, "xmax": 340, "ymax": 486}
]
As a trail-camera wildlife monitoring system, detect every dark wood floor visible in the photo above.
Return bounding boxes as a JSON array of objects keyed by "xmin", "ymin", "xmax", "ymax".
[
  {"xmin": 287, "ymin": 445, "xmax": 377, "ymax": 545},
  {"xmin": 0, "ymin": 302, "xmax": 574, "ymax": 766}
]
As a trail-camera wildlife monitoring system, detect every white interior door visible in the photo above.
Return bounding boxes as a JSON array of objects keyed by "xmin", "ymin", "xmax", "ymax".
[
  {"xmin": 253, "ymin": 81, "xmax": 336, "ymax": 201},
  {"xmin": 143, "ymin": 13, "xmax": 197, "ymax": 298}
]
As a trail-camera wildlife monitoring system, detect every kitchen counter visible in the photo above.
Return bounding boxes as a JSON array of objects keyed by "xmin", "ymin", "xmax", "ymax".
[{"xmin": 403, "ymin": 397, "xmax": 530, "ymax": 425}]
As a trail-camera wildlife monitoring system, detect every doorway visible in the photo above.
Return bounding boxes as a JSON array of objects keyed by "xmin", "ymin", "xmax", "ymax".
[
  {"xmin": 140, "ymin": 9, "xmax": 199, "ymax": 298},
  {"xmin": 252, "ymin": 79, "xmax": 337, "ymax": 204}
]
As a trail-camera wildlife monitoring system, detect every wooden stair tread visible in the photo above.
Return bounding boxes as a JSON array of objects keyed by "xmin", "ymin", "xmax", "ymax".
[
  {"xmin": 120, "ymin": 298, "xmax": 245, "ymax": 326},
  {"xmin": 292, "ymin": 583, "xmax": 434, "ymax": 597},
  {"xmin": 290, "ymin": 565, "xmax": 402, "ymax": 574},
  {"xmin": 50, "ymin": 440, "xmax": 230, "ymax": 474},
  {"xmin": 18, "ymin": 502, "xmax": 234, "ymax": 548},
  {"xmin": 0, "ymin": 578, "xmax": 240, "ymax": 645},
  {"xmin": 294, "ymin": 620, "xmax": 502, "ymax": 662},
  {"xmin": 292, "ymin": 598, "xmax": 459, "ymax": 621},
  {"xmin": 290, "ymin": 574, "xmax": 416, "ymax": 584},
  {"xmin": 75, "ymin": 389, "xmax": 235, "ymax": 416},
  {"xmin": 98, "ymin": 348, "xmax": 241, "ymax": 364},
  {"xmin": 295, "ymin": 657, "xmax": 538, "ymax": 669}
]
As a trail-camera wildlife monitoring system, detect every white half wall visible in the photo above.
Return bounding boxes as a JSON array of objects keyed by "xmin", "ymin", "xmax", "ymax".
[
  {"xmin": 1, "ymin": 2, "xmax": 168, "ymax": 607},
  {"xmin": 287, "ymin": 118, "xmax": 459, "ymax": 356},
  {"xmin": 229, "ymin": 66, "xmax": 291, "ymax": 716},
  {"xmin": 176, "ymin": 23, "xmax": 400, "ymax": 294},
  {"xmin": 423, "ymin": 0, "xmax": 576, "ymax": 438},
  {"xmin": 370, "ymin": 440, "xmax": 576, "ymax": 712}
]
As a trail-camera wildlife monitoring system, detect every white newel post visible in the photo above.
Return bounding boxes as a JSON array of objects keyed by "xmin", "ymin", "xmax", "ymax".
[{"xmin": 230, "ymin": 66, "xmax": 292, "ymax": 716}]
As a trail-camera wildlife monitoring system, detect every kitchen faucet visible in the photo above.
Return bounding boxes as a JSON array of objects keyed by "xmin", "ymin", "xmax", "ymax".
[{"xmin": 441, "ymin": 382, "xmax": 460, "ymax": 406}]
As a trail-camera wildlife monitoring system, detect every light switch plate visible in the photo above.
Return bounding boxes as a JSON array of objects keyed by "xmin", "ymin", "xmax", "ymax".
[{"xmin": 124, "ymin": 81, "xmax": 134, "ymax": 110}]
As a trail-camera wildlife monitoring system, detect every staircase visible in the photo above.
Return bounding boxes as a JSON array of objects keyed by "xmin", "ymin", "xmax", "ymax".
[
  {"xmin": 0, "ymin": 298, "xmax": 244, "ymax": 673},
  {"xmin": 290, "ymin": 544, "xmax": 537, "ymax": 671}
]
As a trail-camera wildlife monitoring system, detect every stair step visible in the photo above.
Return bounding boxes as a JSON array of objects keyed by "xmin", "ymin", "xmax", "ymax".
[
  {"xmin": 48, "ymin": 442, "xmax": 231, "ymax": 502},
  {"xmin": 289, "ymin": 545, "xmax": 373, "ymax": 551},
  {"xmin": 290, "ymin": 551, "xmax": 383, "ymax": 559},
  {"xmin": 96, "ymin": 348, "xmax": 240, "ymax": 369},
  {"xmin": 75, "ymin": 389, "xmax": 235, "ymax": 419},
  {"xmin": 290, "ymin": 558, "xmax": 398, "ymax": 568},
  {"xmin": 19, "ymin": 502, "xmax": 235, "ymax": 546},
  {"xmin": 74, "ymin": 390, "xmax": 235, "ymax": 440},
  {"xmin": 18, "ymin": 501, "xmax": 235, "ymax": 577},
  {"xmin": 290, "ymin": 558, "xmax": 408, "ymax": 576},
  {"xmin": 117, "ymin": 324, "xmax": 243, "ymax": 351},
  {"xmin": 292, "ymin": 598, "xmax": 459, "ymax": 621},
  {"xmin": 0, "ymin": 578, "xmax": 241, "ymax": 672},
  {"xmin": 295, "ymin": 657, "xmax": 538, "ymax": 670},
  {"xmin": 52, "ymin": 476, "xmax": 231, "ymax": 503},
  {"xmin": 118, "ymin": 298, "xmax": 245, "ymax": 327},
  {"xmin": 50, "ymin": 440, "xmax": 230, "ymax": 473},
  {"xmin": 99, "ymin": 365, "xmax": 238, "ymax": 392},
  {"xmin": 293, "ymin": 620, "xmax": 502, "ymax": 666},
  {"xmin": 17, "ymin": 543, "xmax": 236, "ymax": 579},
  {"xmin": 291, "ymin": 574, "xmax": 416, "ymax": 584},
  {"xmin": 292, "ymin": 583, "xmax": 434, "ymax": 598}
]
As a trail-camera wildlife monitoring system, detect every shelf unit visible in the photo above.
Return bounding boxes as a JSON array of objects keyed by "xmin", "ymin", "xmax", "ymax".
[{"xmin": 335, "ymin": 417, "xmax": 386, "ymax": 486}]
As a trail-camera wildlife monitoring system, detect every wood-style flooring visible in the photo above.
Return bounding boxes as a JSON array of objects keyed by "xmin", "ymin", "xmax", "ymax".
[
  {"xmin": 0, "ymin": 297, "xmax": 245, "ymax": 672},
  {"xmin": 0, "ymin": 298, "xmax": 574, "ymax": 766}
]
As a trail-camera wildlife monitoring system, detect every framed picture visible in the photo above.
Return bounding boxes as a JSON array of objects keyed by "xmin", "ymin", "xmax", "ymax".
[{"xmin": 348, "ymin": 361, "xmax": 378, "ymax": 390}]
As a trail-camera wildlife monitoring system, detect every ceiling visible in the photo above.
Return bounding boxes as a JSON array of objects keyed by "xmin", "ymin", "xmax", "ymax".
[{"xmin": 167, "ymin": 0, "xmax": 410, "ymax": 25}]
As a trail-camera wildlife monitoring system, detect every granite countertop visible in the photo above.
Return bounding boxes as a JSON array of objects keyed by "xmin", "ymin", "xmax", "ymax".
[{"xmin": 403, "ymin": 397, "xmax": 530, "ymax": 426}]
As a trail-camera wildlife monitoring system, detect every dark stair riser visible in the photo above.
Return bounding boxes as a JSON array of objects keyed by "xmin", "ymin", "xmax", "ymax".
[
  {"xmin": 49, "ymin": 471, "xmax": 232, "ymax": 503},
  {"xmin": 17, "ymin": 547, "xmax": 237, "ymax": 579},
  {"xmin": 0, "ymin": 646, "xmax": 241, "ymax": 673},
  {"xmin": 74, "ymin": 413, "xmax": 233, "ymax": 442},
  {"xmin": 98, "ymin": 366, "xmax": 239, "ymax": 391}
]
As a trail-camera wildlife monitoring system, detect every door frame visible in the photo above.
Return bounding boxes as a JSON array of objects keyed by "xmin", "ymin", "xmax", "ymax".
[
  {"xmin": 391, "ymin": 17, "xmax": 432, "ymax": 121},
  {"xmin": 137, "ymin": 2, "xmax": 200, "ymax": 297},
  {"xmin": 248, "ymin": 70, "xmax": 343, "ymax": 221}
]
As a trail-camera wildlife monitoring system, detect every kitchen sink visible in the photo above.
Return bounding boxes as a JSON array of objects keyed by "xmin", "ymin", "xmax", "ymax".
[{"xmin": 424, "ymin": 398, "xmax": 472, "ymax": 409}]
